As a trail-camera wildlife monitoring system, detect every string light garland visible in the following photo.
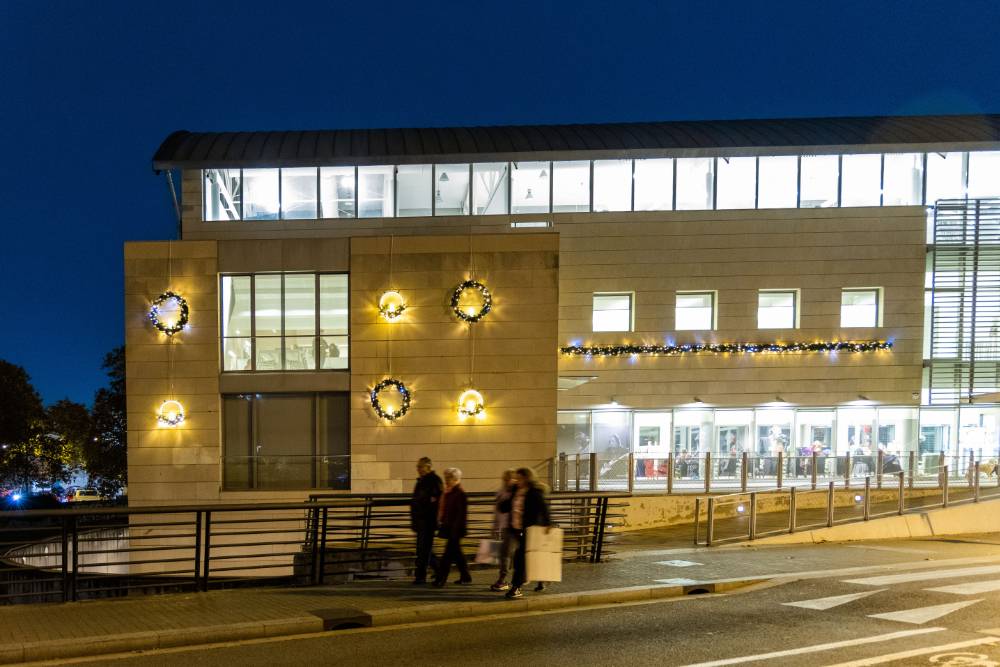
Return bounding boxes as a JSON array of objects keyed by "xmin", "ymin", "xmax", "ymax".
[
  {"xmin": 156, "ymin": 400, "xmax": 185, "ymax": 427},
  {"xmin": 451, "ymin": 280, "xmax": 492, "ymax": 323},
  {"xmin": 378, "ymin": 290, "xmax": 407, "ymax": 322},
  {"xmin": 370, "ymin": 378, "xmax": 411, "ymax": 421},
  {"xmin": 560, "ymin": 340, "xmax": 893, "ymax": 357},
  {"xmin": 457, "ymin": 388, "xmax": 486, "ymax": 419},
  {"xmin": 149, "ymin": 291, "xmax": 189, "ymax": 336}
]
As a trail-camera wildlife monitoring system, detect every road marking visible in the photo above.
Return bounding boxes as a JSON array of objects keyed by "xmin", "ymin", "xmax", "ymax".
[
  {"xmin": 821, "ymin": 636, "xmax": 999, "ymax": 666},
  {"xmin": 655, "ymin": 560, "xmax": 702, "ymax": 567},
  {"xmin": 782, "ymin": 589, "xmax": 885, "ymax": 610},
  {"xmin": 678, "ymin": 627, "xmax": 945, "ymax": 667},
  {"xmin": 927, "ymin": 580, "xmax": 1000, "ymax": 595},
  {"xmin": 654, "ymin": 577, "xmax": 699, "ymax": 585},
  {"xmin": 844, "ymin": 564, "xmax": 1000, "ymax": 586},
  {"xmin": 868, "ymin": 599, "xmax": 981, "ymax": 624},
  {"xmin": 844, "ymin": 544, "xmax": 935, "ymax": 555}
]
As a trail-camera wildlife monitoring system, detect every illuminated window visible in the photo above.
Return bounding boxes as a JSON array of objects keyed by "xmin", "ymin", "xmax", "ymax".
[
  {"xmin": 841, "ymin": 154, "xmax": 882, "ymax": 207},
  {"xmin": 757, "ymin": 290, "xmax": 797, "ymax": 329},
  {"xmin": 967, "ymin": 151, "xmax": 1000, "ymax": 199},
  {"xmin": 593, "ymin": 160, "xmax": 632, "ymax": 212},
  {"xmin": 592, "ymin": 293, "xmax": 633, "ymax": 332},
  {"xmin": 204, "ymin": 169, "xmax": 242, "ymax": 221},
  {"xmin": 358, "ymin": 166, "xmax": 394, "ymax": 218},
  {"xmin": 434, "ymin": 164, "xmax": 470, "ymax": 215},
  {"xmin": 472, "ymin": 163, "xmax": 509, "ymax": 215},
  {"xmin": 319, "ymin": 167, "xmax": 356, "ymax": 218},
  {"xmin": 675, "ymin": 158, "xmax": 714, "ymax": 210},
  {"xmin": 757, "ymin": 156, "xmax": 797, "ymax": 208},
  {"xmin": 396, "ymin": 165, "xmax": 432, "ymax": 217},
  {"xmin": 883, "ymin": 153, "xmax": 924, "ymax": 206},
  {"xmin": 715, "ymin": 157, "xmax": 756, "ymax": 210},
  {"xmin": 799, "ymin": 155, "xmax": 838, "ymax": 208},
  {"xmin": 280, "ymin": 168, "xmax": 318, "ymax": 220},
  {"xmin": 243, "ymin": 169, "xmax": 280, "ymax": 220},
  {"xmin": 633, "ymin": 159, "xmax": 673, "ymax": 211},
  {"xmin": 841, "ymin": 288, "xmax": 881, "ymax": 327},
  {"xmin": 552, "ymin": 161, "xmax": 590, "ymax": 212},
  {"xmin": 926, "ymin": 152, "xmax": 965, "ymax": 204},
  {"xmin": 675, "ymin": 292, "xmax": 715, "ymax": 331},
  {"xmin": 512, "ymin": 161, "xmax": 550, "ymax": 214}
]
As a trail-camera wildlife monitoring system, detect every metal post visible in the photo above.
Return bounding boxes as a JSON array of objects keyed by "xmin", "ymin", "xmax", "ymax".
[
  {"xmin": 969, "ymin": 450, "xmax": 976, "ymax": 487},
  {"xmin": 547, "ymin": 457, "xmax": 556, "ymax": 490},
  {"xmin": 749, "ymin": 492, "xmax": 758, "ymax": 540},
  {"xmin": 844, "ymin": 451, "xmax": 852, "ymax": 489},
  {"xmin": 193, "ymin": 511, "xmax": 203, "ymax": 591},
  {"xmin": 667, "ymin": 453, "xmax": 674, "ymax": 495},
  {"xmin": 627, "ymin": 452, "xmax": 635, "ymax": 493},
  {"xmin": 777, "ymin": 452, "xmax": 784, "ymax": 489},
  {"xmin": 318, "ymin": 506, "xmax": 329, "ymax": 585},
  {"xmin": 589, "ymin": 453, "xmax": 598, "ymax": 491},
  {"xmin": 704, "ymin": 452, "xmax": 712, "ymax": 494},
  {"xmin": 310, "ymin": 506, "xmax": 322, "ymax": 585},
  {"xmin": 61, "ymin": 516, "xmax": 70, "ymax": 603},
  {"xmin": 202, "ymin": 511, "xmax": 212, "ymax": 591},
  {"xmin": 789, "ymin": 486, "xmax": 797, "ymax": 533},
  {"xmin": 876, "ymin": 450, "xmax": 884, "ymax": 490},
  {"xmin": 575, "ymin": 454, "xmax": 581, "ymax": 491},
  {"xmin": 811, "ymin": 451, "xmax": 818, "ymax": 490},
  {"xmin": 908, "ymin": 451, "xmax": 916, "ymax": 490},
  {"xmin": 740, "ymin": 452, "xmax": 748, "ymax": 493},
  {"xmin": 975, "ymin": 461, "xmax": 981, "ymax": 502},
  {"xmin": 942, "ymin": 466, "xmax": 949, "ymax": 508},
  {"xmin": 863, "ymin": 476, "xmax": 871, "ymax": 521},
  {"xmin": 558, "ymin": 453, "xmax": 568, "ymax": 492},
  {"xmin": 70, "ymin": 516, "xmax": 79, "ymax": 602},
  {"xmin": 706, "ymin": 497, "xmax": 715, "ymax": 546},
  {"xmin": 938, "ymin": 452, "xmax": 945, "ymax": 489},
  {"xmin": 693, "ymin": 497, "xmax": 701, "ymax": 545},
  {"xmin": 898, "ymin": 471, "xmax": 905, "ymax": 515},
  {"xmin": 826, "ymin": 481, "xmax": 835, "ymax": 527}
]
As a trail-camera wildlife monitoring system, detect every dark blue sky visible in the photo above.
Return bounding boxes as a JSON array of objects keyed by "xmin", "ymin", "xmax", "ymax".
[{"xmin": 2, "ymin": 0, "xmax": 999, "ymax": 405}]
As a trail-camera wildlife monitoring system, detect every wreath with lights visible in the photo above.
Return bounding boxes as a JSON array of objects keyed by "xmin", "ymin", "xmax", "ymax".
[
  {"xmin": 378, "ymin": 291, "xmax": 407, "ymax": 321},
  {"xmin": 457, "ymin": 389, "xmax": 486, "ymax": 418},
  {"xmin": 149, "ymin": 291, "xmax": 190, "ymax": 336},
  {"xmin": 451, "ymin": 280, "xmax": 492, "ymax": 323},
  {"xmin": 370, "ymin": 378, "xmax": 411, "ymax": 421},
  {"xmin": 157, "ymin": 400, "xmax": 186, "ymax": 427}
]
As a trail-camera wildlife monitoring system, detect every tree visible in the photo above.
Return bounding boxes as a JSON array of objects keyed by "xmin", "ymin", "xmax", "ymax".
[
  {"xmin": 86, "ymin": 346, "xmax": 126, "ymax": 497},
  {"xmin": 0, "ymin": 361, "xmax": 46, "ymax": 491}
]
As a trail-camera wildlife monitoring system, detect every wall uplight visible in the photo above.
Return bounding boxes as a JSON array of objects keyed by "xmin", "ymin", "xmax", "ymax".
[{"xmin": 378, "ymin": 290, "xmax": 407, "ymax": 322}]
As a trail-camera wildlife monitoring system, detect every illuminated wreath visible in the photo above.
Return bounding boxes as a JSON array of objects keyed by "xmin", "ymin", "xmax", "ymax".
[
  {"xmin": 370, "ymin": 378, "xmax": 411, "ymax": 421},
  {"xmin": 149, "ymin": 291, "xmax": 189, "ymax": 335},
  {"xmin": 451, "ymin": 280, "xmax": 492, "ymax": 323},
  {"xmin": 457, "ymin": 389, "xmax": 486, "ymax": 418},
  {"xmin": 157, "ymin": 400, "xmax": 186, "ymax": 427}
]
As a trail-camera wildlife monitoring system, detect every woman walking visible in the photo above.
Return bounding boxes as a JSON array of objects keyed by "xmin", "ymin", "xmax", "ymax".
[
  {"xmin": 490, "ymin": 469, "xmax": 517, "ymax": 592},
  {"xmin": 499, "ymin": 467, "xmax": 550, "ymax": 599},
  {"xmin": 433, "ymin": 467, "xmax": 472, "ymax": 586}
]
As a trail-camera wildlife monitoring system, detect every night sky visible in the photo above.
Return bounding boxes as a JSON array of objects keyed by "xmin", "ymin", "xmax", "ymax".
[{"xmin": 2, "ymin": 0, "xmax": 999, "ymax": 405}]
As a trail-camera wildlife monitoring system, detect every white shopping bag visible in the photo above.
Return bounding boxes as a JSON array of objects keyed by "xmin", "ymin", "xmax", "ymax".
[
  {"xmin": 525, "ymin": 525, "xmax": 563, "ymax": 582},
  {"xmin": 474, "ymin": 539, "xmax": 500, "ymax": 565}
]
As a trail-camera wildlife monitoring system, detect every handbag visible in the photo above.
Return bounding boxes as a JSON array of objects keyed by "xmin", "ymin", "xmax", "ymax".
[
  {"xmin": 525, "ymin": 525, "xmax": 564, "ymax": 582},
  {"xmin": 474, "ymin": 539, "xmax": 501, "ymax": 565}
]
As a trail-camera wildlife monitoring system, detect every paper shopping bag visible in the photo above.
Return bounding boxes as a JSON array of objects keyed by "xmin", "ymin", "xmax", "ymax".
[
  {"xmin": 474, "ymin": 539, "xmax": 500, "ymax": 565},
  {"xmin": 526, "ymin": 550, "xmax": 562, "ymax": 582},
  {"xmin": 525, "ymin": 525, "xmax": 563, "ymax": 554}
]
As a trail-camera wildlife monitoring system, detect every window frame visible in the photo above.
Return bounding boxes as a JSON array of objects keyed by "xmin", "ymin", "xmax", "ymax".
[
  {"xmin": 220, "ymin": 272, "xmax": 350, "ymax": 373},
  {"xmin": 840, "ymin": 287, "xmax": 883, "ymax": 328},
  {"xmin": 675, "ymin": 290, "xmax": 717, "ymax": 331},
  {"xmin": 757, "ymin": 289, "xmax": 800, "ymax": 329},
  {"xmin": 592, "ymin": 292, "xmax": 635, "ymax": 332}
]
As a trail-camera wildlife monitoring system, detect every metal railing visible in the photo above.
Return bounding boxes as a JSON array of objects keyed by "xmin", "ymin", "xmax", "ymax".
[
  {"xmin": 0, "ymin": 491, "xmax": 626, "ymax": 605},
  {"xmin": 693, "ymin": 459, "xmax": 1000, "ymax": 546}
]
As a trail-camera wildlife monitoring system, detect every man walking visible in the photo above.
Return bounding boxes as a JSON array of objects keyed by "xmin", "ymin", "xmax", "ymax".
[{"xmin": 410, "ymin": 457, "xmax": 443, "ymax": 584}]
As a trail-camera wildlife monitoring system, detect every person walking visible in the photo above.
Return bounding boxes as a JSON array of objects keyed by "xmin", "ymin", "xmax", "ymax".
[
  {"xmin": 410, "ymin": 457, "xmax": 443, "ymax": 585},
  {"xmin": 500, "ymin": 467, "xmax": 551, "ymax": 599},
  {"xmin": 433, "ymin": 467, "xmax": 472, "ymax": 586},
  {"xmin": 490, "ymin": 469, "xmax": 517, "ymax": 592}
]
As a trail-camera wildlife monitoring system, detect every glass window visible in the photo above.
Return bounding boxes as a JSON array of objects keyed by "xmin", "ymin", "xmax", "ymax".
[
  {"xmin": 593, "ymin": 160, "xmax": 632, "ymax": 212},
  {"xmin": 434, "ymin": 164, "xmax": 470, "ymax": 216},
  {"xmin": 243, "ymin": 169, "xmax": 280, "ymax": 220},
  {"xmin": 633, "ymin": 159, "xmax": 673, "ymax": 211},
  {"xmin": 675, "ymin": 158, "xmax": 714, "ymax": 210},
  {"xmin": 558, "ymin": 411, "xmax": 592, "ymax": 456},
  {"xmin": 675, "ymin": 292, "xmax": 715, "ymax": 330},
  {"xmin": 797, "ymin": 410, "xmax": 834, "ymax": 455},
  {"xmin": 837, "ymin": 407, "xmax": 875, "ymax": 457},
  {"xmin": 877, "ymin": 408, "xmax": 918, "ymax": 454},
  {"xmin": 283, "ymin": 274, "xmax": 316, "ymax": 371},
  {"xmin": 959, "ymin": 406, "xmax": 999, "ymax": 460},
  {"xmin": 841, "ymin": 154, "xmax": 882, "ymax": 207},
  {"xmin": 221, "ymin": 276, "xmax": 252, "ymax": 371},
  {"xmin": 758, "ymin": 290, "xmax": 797, "ymax": 329},
  {"xmin": 552, "ymin": 161, "xmax": 590, "ymax": 212},
  {"xmin": 883, "ymin": 153, "xmax": 924, "ymax": 206},
  {"xmin": 757, "ymin": 156, "xmax": 798, "ymax": 208},
  {"xmin": 319, "ymin": 274, "xmax": 349, "ymax": 369},
  {"xmin": 715, "ymin": 157, "xmax": 756, "ymax": 210},
  {"xmin": 358, "ymin": 165, "xmax": 394, "ymax": 218},
  {"xmin": 319, "ymin": 167, "xmax": 355, "ymax": 218},
  {"xmin": 593, "ymin": 411, "xmax": 631, "ymax": 464},
  {"xmin": 926, "ymin": 152, "xmax": 966, "ymax": 204},
  {"xmin": 511, "ymin": 161, "xmax": 550, "ymax": 213},
  {"xmin": 841, "ymin": 288, "xmax": 881, "ymax": 327},
  {"xmin": 204, "ymin": 169, "xmax": 242, "ymax": 221},
  {"xmin": 673, "ymin": 409, "xmax": 713, "ymax": 456},
  {"xmin": 920, "ymin": 409, "xmax": 956, "ymax": 459},
  {"xmin": 280, "ymin": 168, "xmax": 317, "ymax": 219},
  {"xmin": 395, "ymin": 164, "xmax": 432, "ymax": 217},
  {"xmin": 717, "ymin": 410, "xmax": 753, "ymax": 456},
  {"xmin": 756, "ymin": 409, "xmax": 794, "ymax": 457},
  {"xmin": 633, "ymin": 412, "xmax": 671, "ymax": 455},
  {"xmin": 967, "ymin": 151, "xmax": 1000, "ymax": 199},
  {"xmin": 799, "ymin": 155, "xmax": 838, "ymax": 208},
  {"xmin": 472, "ymin": 162, "xmax": 509, "ymax": 215},
  {"xmin": 592, "ymin": 293, "xmax": 632, "ymax": 332}
]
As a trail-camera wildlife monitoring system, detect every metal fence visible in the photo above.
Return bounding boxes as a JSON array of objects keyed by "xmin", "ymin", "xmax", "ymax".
[{"xmin": 0, "ymin": 491, "xmax": 626, "ymax": 605}]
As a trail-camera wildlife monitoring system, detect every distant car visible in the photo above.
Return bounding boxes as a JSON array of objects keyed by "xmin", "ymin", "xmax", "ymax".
[
  {"xmin": 71, "ymin": 489, "xmax": 102, "ymax": 503},
  {"xmin": 3, "ymin": 493, "xmax": 62, "ymax": 510}
]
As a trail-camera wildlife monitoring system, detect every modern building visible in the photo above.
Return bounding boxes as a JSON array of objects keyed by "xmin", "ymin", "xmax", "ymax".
[{"xmin": 127, "ymin": 114, "xmax": 1000, "ymax": 504}]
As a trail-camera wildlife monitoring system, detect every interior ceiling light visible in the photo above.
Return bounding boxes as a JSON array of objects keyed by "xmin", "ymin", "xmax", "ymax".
[
  {"xmin": 436, "ymin": 189, "xmax": 442, "ymax": 202},
  {"xmin": 525, "ymin": 188, "xmax": 534, "ymax": 200},
  {"xmin": 439, "ymin": 171, "xmax": 449, "ymax": 182},
  {"xmin": 539, "ymin": 169, "xmax": 547, "ymax": 179}
]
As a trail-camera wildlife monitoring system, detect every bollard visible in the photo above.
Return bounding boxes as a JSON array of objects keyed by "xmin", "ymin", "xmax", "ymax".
[
  {"xmin": 741, "ymin": 452, "xmax": 748, "ymax": 493},
  {"xmin": 844, "ymin": 451, "xmax": 852, "ymax": 489},
  {"xmin": 589, "ymin": 453, "xmax": 598, "ymax": 492},
  {"xmin": 975, "ymin": 461, "xmax": 981, "ymax": 502},
  {"xmin": 558, "ymin": 453, "xmax": 568, "ymax": 492},
  {"xmin": 693, "ymin": 497, "xmax": 701, "ymax": 545},
  {"xmin": 863, "ymin": 476, "xmax": 871, "ymax": 521},
  {"xmin": 942, "ymin": 465, "xmax": 949, "ymax": 508},
  {"xmin": 777, "ymin": 452, "xmax": 784, "ymax": 488},
  {"xmin": 667, "ymin": 453, "xmax": 674, "ymax": 495},
  {"xmin": 827, "ymin": 481, "xmax": 835, "ymax": 527},
  {"xmin": 938, "ymin": 452, "xmax": 945, "ymax": 489},
  {"xmin": 749, "ymin": 492, "xmax": 758, "ymax": 540},
  {"xmin": 908, "ymin": 451, "xmax": 916, "ymax": 490},
  {"xmin": 811, "ymin": 451, "xmax": 818, "ymax": 490},
  {"xmin": 627, "ymin": 452, "xmax": 635, "ymax": 493},
  {"xmin": 789, "ymin": 486, "xmax": 797, "ymax": 533},
  {"xmin": 876, "ymin": 450, "xmax": 884, "ymax": 490},
  {"xmin": 706, "ymin": 497, "xmax": 715, "ymax": 546},
  {"xmin": 704, "ymin": 452, "xmax": 712, "ymax": 494},
  {"xmin": 898, "ymin": 471, "xmax": 905, "ymax": 515}
]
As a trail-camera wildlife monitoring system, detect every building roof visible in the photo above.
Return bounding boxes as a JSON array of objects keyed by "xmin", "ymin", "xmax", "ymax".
[{"xmin": 152, "ymin": 113, "xmax": 1000, "ymax": 170}]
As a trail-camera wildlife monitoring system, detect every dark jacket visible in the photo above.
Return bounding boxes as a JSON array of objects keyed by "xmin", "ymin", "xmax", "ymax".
[
  {"xmin": 498, "ymin": 483, "xmax": 550, "ymax": 529},
  {"xmin": 410, "ymin": 471, "xmax": 443, "ymax": 530},
  {"xmin": 438, "ymin": 485, "xmax": 468, "ymax": 539}
]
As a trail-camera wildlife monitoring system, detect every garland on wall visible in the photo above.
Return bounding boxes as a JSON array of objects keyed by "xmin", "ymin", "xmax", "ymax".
[
  {"xmin": 149, "ymin": 291, "xmax": 189, "ymax": 336},
  {"xmin": 451, "ymin": 280, "xmax": 492, "ymax": 323},
  {"xmin": 560, "ymin": 340, "xmax": 892, "ymax": 357},
  {"xmin": 370, "ymin": 378, "xmax": 411, "ymax": 420}
]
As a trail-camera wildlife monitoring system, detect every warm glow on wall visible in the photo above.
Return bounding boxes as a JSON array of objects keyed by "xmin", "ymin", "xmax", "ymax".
[
  {"xmin": 157, "ymin": 400, "xmax": 185, "ymax": 427},
  {"xmin": 457, "ymin": 388, "xmax": 486, "ymax": 420},
  {"xmin": 378, "ymin": 290, "xmax": 407, "ymax": 322}
]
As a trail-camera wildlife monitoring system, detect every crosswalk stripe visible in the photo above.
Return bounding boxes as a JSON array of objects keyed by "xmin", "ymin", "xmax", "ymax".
[
  {"xmin": 783, "ymin": 589, "xmax": 885, "ymax": 610},
  {"xmin": 844, "ymin": 564, "xmax": 1000, "ymax": 586},
  {"xmin": 867, "ymin": 599, "xmax": 982, "ymax": 624},
  {"xmin": 926, "ymin": 580, "xmax": 1000, "ymax": 595}
]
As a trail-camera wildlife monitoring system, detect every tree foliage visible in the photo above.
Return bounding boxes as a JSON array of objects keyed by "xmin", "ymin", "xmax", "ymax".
[{"xmin": 85, "ymin": 346, "xmax": 127, "ymax": 497}]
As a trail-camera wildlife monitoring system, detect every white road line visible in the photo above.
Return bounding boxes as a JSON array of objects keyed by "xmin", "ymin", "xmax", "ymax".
[
  {"xmin": 844, "ymin": 564, "xmax": 1000, "ymax": 586},
  {"xmin": 655, "ymin": 560, "xmax": 702, "ymax": 567},
  {"xmin": 821, "ymin": 636, "xmax": 1000, "ymax": 666},
  {"xmin": 654, "ymin": 578, "xmax": 699, "ymax": 585},
  {"xmin": 868, "ymin": 599, "xmax": 982, "ymax": 624},
  {"xmin": 927, "ymin": 580, "xmax": 1000, "ymax": 595},
  {"xmin": 678, "ymin": 627, "xmax": 945, "ymax": 667},
  {"xmin": 782, "ymin": 589, "xmax": 885, "ymax": 611}
]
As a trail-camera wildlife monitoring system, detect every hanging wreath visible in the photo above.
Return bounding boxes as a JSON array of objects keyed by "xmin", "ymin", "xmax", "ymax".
[
  {"xmin": 157, "ymin": 400, "xmax": 186, "ymax": 427},
  {"xmin": 451, "ymin": 280, "xmax": 492, "ymax": 323},
  {"xmin": 457, "ymin": 389, "xmax": 486, "ymax": 419},
  {"xmin": 370, "ymin": 378, "xmax": 411, "ymax": 421},
  {"xmin": 149, "ymin": 291, "xmax": 190, "ymax": 335},
  {"xmin": 378, "ymin": 290, "xmax": 407, "ymax": 322}
]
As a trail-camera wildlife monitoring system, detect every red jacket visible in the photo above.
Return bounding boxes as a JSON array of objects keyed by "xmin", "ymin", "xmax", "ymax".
[{"xmin": 438, "ymin": 485, "xmax": 468, "ymax": 538}]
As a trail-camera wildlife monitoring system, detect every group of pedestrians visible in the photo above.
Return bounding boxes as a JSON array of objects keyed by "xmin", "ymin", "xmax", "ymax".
[{"xmin": 409, "ymin": 457, "xmax": 551, "ymax": 600}]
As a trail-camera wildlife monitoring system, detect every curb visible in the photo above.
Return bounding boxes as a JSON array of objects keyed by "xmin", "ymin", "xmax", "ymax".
[{"xmin": 0, "ymin": 580, "xmax": 763, "ymax": 664}]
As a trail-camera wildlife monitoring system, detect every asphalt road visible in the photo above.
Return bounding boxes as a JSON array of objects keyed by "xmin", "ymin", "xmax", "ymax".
[{"xmin": 62, "ymin": 539, "xmax": 1000, "ymax": 667}]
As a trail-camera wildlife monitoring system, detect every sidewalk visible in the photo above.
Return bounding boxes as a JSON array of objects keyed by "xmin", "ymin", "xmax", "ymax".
[{"xmin": 3, "ymin": 531, "xmax": 1000, "ymax": 664}]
